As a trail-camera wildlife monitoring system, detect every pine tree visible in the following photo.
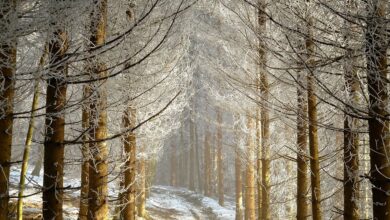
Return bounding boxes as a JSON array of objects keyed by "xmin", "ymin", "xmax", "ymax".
[
  {"xmin": 0, "ymin": 1, "xmax": 16, "ymax": 218},
  {"xmin": 42, "ymin": 4, "xmax": 69, "ymax": 218},
  {"xmin": 365, "ymin": 0, "xmax": 390, "ymax": 219},
  {"xmin": 87, "ymin": 0, "xmax": 109, "ymax": 218},
  {"xmin": 245, "ymin": 115, "xmax": 256, "ymax": 220},
  {"xmin": 122, "ymin": 106, "xmax": 137, "ymax": 220}
]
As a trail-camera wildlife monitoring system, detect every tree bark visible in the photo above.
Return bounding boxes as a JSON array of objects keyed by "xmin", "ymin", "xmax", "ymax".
[
  {"xmin": 122, "ymin": 107, "xmax": 137, "ymax": 220},
  {"xmin": 42, "ymin": 7, "xmax": 69, "ymax": 218},
  {"xmin": 235, "ymin": 115, "xmax": 243, "ymax": 220},
  {"xmin": 245, "ymin": 115, "xmax": 256, "ymax": 220},
  {"xmin": 79, "ymin": 84, "xmax": 91, "ymax": 220},
  {"xmin": 0, "ymin": 1, "xmax": 16, "ymax": 219},
  {"xmin": 365, "ymin": 1, "xmax": 390, "ymax": 219},
  {"xmin": 204, "ymin": 129, "xmax": 212, "ymax": 196},
  {"xmin": 195, "ymin": 122, "xmax": 203, "ymax": 193},
  {"xmin": 87, "ymin": 0, "xmax": 109, "ymax": 219},
  {"xmin": 304, "ymin": 2, "xmax": 323, "ymax": 219},
  {"xmin": 255, "ymin": 110, "xmax": 262, "ymax": 219},
  {"xmin": 137, "ymin": 146, "xmax": 147, "ymax": 218},
  {"xmin": 217, "ymin": 109, "xmax": 224, "ymax": 206},
  {"xmin": 343, "ymin": 1, "xmax": 360, "ymax": 218},
  {"xmin": 189, "ymin": 118, "xmax": 195, "ymax": 191},
  {"xmin": 170, "ymin": 142, "xmax": 177, "ymax": 187},
  {"xmin": 306, "ymin": 43, "xmax": 323, "ymax": 220},
  {"xmin": 180, "ymin": 128, "xmax": 187, "ymax": 187},
  {"xmin": 257, "ymin": 1, "xmax": 270, "ymax": 218},
  {"xmin": 296, "ymin": 73, "xmax": 309, "ymax": 220}
]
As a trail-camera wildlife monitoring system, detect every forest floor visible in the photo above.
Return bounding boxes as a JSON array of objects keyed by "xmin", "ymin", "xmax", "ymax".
[
  {"xmin": 147, "ymin": 185, "xmax": 235, "ymax": 220},
  {"xmin": 8, "ymin": 168, "xmax": 235, "ymax": 219}
]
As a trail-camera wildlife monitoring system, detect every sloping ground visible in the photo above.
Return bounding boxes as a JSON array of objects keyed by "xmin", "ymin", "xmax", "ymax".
[
  {"xmin": 9, "ymin": 168, "xmax": 235, "ymax": 219},
  {"xmin": 147, "ymin": 186, "xmax": 235, "ymax": 220}
]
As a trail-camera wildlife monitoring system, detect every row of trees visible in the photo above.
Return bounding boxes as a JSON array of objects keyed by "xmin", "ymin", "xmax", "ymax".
[
  {"xmin": 0, "ymin": 0, "xmax": 194, "ymax": 219},
  {"xmin": 158, "ymin": 0, "xmax": 390, "ymax": 219}
]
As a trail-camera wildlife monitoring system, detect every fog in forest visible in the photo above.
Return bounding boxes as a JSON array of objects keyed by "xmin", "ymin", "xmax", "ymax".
[{"xmin": 0, "ymin": 0, "xmax": 389, "ymax": 219}]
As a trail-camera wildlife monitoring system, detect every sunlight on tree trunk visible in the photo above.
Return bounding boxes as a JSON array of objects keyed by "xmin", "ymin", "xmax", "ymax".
[
  {"xmin": 87, "ymin": 0, "xmax": 109, "ymax": 218},
  {"xmin": 296, "ymin": 72, "xmax": 309, "ymax": 220},
  {"xmin": 245, "ymin": 115, "xmax": 256, "ymax": 220},
  {"xmin": 217, "ymin": 109, "xmax": 224, "ymax": 206},
  {"xmin": 79, "ymin": 84, "xmax": 91, "ymax": 220},
  {"xmin": 122, "ymin": 106, "xmax": 137, "ymax": 220}
]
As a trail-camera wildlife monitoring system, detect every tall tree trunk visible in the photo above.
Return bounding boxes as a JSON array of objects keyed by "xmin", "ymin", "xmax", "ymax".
[
  {"xmin": 303, "ymin": 2, "xmax": 323, "ymax": 219},
  {"xmin": 296, "ymin": 73, "xmax": 309, "ymax": 220},
  {"xmin": 170, "ymin": 142, "xmax": 177, "ymax": 187},
  {"xmin": 217, "ymin": 109, "xmax": 224, "ymax": 206},
  {"xmin": 256, "ymin": 109, "xmax": 262, "ymax": 219},
  {"xmin": 257, "ymin": 1, "xmax": 270, "ymax": 218},
  {"xmin": 306, "ymin": 23, "xmax": 323, "ymax": 220},
  {"xmin": 17, "ymin": 45, "xmax": 47, "ymax": 220},
  {"xmin": 79, "ymin": 84, "xmax": 91, "ymax": 220},
  {"xmin": 137, "ymin": 146, "xmax": 147, "ymax": 218},
  {"xmin": 122, "ymin": 107, "xmax": 137, "ymax": 220},
  {"xmin": 365, "ymin": 0, "xmax": 390, "ymax": 219},
  {"xmin": 0, "ymin": 1, "xmax": 16, "ymax": 219},
  {"xmin": 43, "ymin": 7, "xmax": 69, "ymax": 219},
  {"xmin": 245, "ymin": 115, "xmax": 256, "ymax": 220},
  {"xmin": 235, "ymin": 115, "xmax": 243, "ymax": 220},
  {"xmin": 87, "ymin": 0, "xmax": 109, "ymax": 218},
  {"xmin": 212, "ymin": 134, "xmax": 218, "ymax": 196},
  {"xmin": 204, "ymin": 128, "xmax": 212, "ymax": 196},
  {"xmin": 180, "ymin": 128, "xmax": 187, "ymax": 187},
  {"xmin": 343, "ymin": 1, "xmax": 360, "ymax": 218},
  {"xmin": 195, "ymin": 122, "xmax": 203, "ymax": 193},
  {"xmin": 189, "ymin": 118, "xmax": 195, "ymax": 191},
  {"xmin": 236, "ymin": 149, "xmax": 243, "ymax": 220}
]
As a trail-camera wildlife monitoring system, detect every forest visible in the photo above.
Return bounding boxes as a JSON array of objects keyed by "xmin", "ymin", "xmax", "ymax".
[{"xmin": 0, "ymin": 0, "xmax": 389, "ymax": 219}]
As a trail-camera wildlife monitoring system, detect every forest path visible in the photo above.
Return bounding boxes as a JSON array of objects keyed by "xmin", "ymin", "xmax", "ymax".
[{"xmin": 146, "ymin": 186, "xmax": 235, "ymax": 220}]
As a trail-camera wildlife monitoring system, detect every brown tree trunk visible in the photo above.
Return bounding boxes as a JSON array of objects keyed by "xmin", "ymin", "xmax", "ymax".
[
  {"xmin": 189, "ymin": 118, "xmax": 195, "ymax": 191},
  {"xmin": 235, "ymin": 116, "xmax": 243, "ymax": 220},
  {"xmin": 296, "ymin": 73, "xmax": 309, "ymax": 220},
  {"xmin": 170, "ymin": 142, "xmax": 177, "ymax": 187},
  {"xmin": 236, "ymin": 149, "xmax": 243, "ymax": 220},
  {"xmin": 79, "ymin": 85, "xmax": 91, "ymax": 220},
  {"xmin": 212, "ymin": 134, "xmax": 217, "ymax": 196},
  {"xmin": 195, "ymin": 122, "xmax": 203, "ymax": 193},
  {"xmin": 137, "ymin": 146, "xmax": 147, "ymax": 218},
  {"xmin": 87, "ymin": 0, "xmax": 109, "ymax": 219},
  {"xmin": 217, "ymin": 109, "xmax": 224, "ymax": 206},
  {"xmin": 122, "ymin": 107, "xmax": 137, "ymax": 220},
  {"xmin": 42, "ymin": 6, "xmax": 69, "ymax": 219},
  {"xmin": 204, "ymin": 129, "xmax": 212, "ymax": 196},
  {"xmin": 365, "ymin": 1, "xmax": 390, "ymax": 219},
  {"xmin": 255, "ymin": 110, "xmax": 261, "ymax": 219},
  {"xmin": 306, "ymin": 36, "xmax": 323, "ymax": 220},
  {"xmin": 180, "ymin": 128, "xmax": 187, "ymax": 187},
  {"xmin": 260, "ymin": 76, "xmax": 270, "ymax": 220},
  {"xmin": 0, "ymin": 1, "xmax": 16, "ymax": 218},
  {"xmin": 257, "ymin": 1, "xmax": 270, "ymax": 218},
  {"xmin": 303, "ymin": 3, "xmax": 323, "ymax": 219},
  {"xmin": 343, "ymin": 1, "xmax": 360, "ymax": 218},
  {"xmin": 245, "ymin": 115, "xmax": 256, "ymax": 220}
]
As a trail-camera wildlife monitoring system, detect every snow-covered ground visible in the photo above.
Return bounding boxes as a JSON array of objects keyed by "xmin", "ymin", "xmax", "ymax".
[
  {"xmin": 9, "ymin": 168, "xmax": 235, "ymax": 219},
  {"xmin": 147, "ymin": 185, "xmax": 235, "ymax": 220}
]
